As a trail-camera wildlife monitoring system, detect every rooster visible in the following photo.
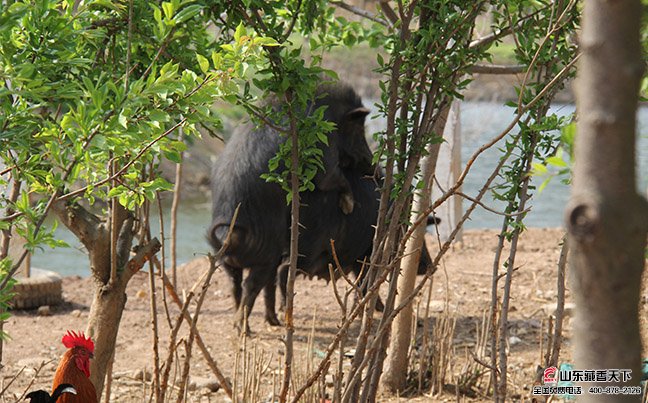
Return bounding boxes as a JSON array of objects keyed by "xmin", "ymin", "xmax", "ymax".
[
  {"xmin": 25, "ymin": 384, "xmax": 76, "ymax": 402},
  {"xmin": 51, "ymin": 331, "xmax": 98, "ymax": 403}
]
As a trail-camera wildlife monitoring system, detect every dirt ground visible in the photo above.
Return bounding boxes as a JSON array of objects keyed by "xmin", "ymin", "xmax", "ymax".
[{"xmin": 0, "ymin": 228, "xmax": 594, "ymax": 402}]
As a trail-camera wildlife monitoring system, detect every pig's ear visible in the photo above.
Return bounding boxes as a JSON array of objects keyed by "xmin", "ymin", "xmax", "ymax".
[{"xmin": 346, "ymin": 107, "xmax": 370, "ymax": 121}]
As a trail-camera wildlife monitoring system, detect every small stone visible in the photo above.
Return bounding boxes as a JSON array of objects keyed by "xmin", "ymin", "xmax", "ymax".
[
  {"xmin": 132, "ymin": 369, "xmax": 152, "ymax": 381},
  {"xmin": 189, "ymin": 376, "xmax": 221, "ymax": 393},
  {"xmin": 37, "ymin": 305, "xmax": 51, "ymax": 316},
  {"xmin": 71, "ymin": 309, "xmax": 82, "ymax": 318},
  {"xmin": 136, "ymin": 289, "xmax": 147, "ymax": 299},
  {"xmin": 509, "ymin": 336, "xmax": 522, "ymax": 346}
]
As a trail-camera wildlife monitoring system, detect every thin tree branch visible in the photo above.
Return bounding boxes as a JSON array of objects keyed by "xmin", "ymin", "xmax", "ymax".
[
  {"xmin": 469, "ymin": 5, "xmax": 548, "ymax": 50},
  {"xmin": 123, "ymin": 237, "xmax": 162, "ymax": 284},
  {"xmin": 548, "ymin": 236, "xmax": 568, "ymax": 367},
  {"xmin": 176, "ymin": 254, "xmax": 219, "ymax": 402},
  {"xmin": 454, "ymin": 191, "xmax": 531, "ymax": 217},
  {"xmin": 379, "ymin": 0, "xmax": 398, "ymax": 26},
  {"xmin": 281, "ymin": 0, "xmax": 303, "ymax": 40},
  {"xmin": 467, "ymin": 63, "xmax": 527, "ymax": 74},
  {"xmin": 330, "ymin": 1, "xmax": 389, "ymax": 26},
  {"xmin": 0, "ymin": 177, "xmax": 21, "ymax": 260}
]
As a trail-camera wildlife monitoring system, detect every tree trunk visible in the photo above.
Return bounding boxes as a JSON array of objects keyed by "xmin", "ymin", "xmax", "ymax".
[
  {"xmin": 381, "ymin": 106, "xmax": 449, "ymax": 392},
  {"xmin": 87, "ymin": 276, "xmax": 128, "ymax": 397},
  {"xmin": 53, "ymin": 200, "xmax": 159, "ymax": 401},
  {"xmin": 567, "ymin": 1, "xmax": 648, "ymax": 401}
]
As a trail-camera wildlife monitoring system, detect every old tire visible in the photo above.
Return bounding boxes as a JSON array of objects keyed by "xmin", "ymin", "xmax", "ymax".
[{"xmin": 11, "ymin": 268, "xmax": 63, "ymax": 310}]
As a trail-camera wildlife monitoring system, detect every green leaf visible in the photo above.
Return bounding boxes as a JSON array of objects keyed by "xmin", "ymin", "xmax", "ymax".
[
  {"xmin": 253, "ymin": 37, "xmax": 280, "ymax": 47},
  {"xmin": 561, "ymin": 122, "xmax": 576, "ymax": 146},
  {"xmin": 61, "ymin": 115, "xmax": 75, "ymax": 130},
  {"xmin": 234, "ymin": 22, "xmax": 247, "ymax": 43},
  {"xmin": 196, "ymin": 54, "xmax": 210, "ymax": 74},
  {"xmin": 211, "ymin": 51, "xmax": 222, "ymax": 69},
  {"xmin": 162, "ymin": 2, "xmax": 174, "ymax": 20},
  {"xmin": 149, "ymin": 109, "xmax": 170, "ymax": 123},
  {"xmin": 108, "ymin": 186, "xmax": 127, "ymax": 198},
  {"xmin": 118, "ymin": 113, "xmax": 128, "ymax": 129},
  {"xmin": 173, "ymin": 4, "xmax": 203, "ymax": 24},
  {"xmin": 531, "ymin": 162, "xmax": 548, "ymax": 176},
  {"xmin": 164, "ymin": 150, "xmax": 182, "ymax": 163},
  {"xmin": 546, "ymin": 156, "xmax": 567, "ymax": 168}
]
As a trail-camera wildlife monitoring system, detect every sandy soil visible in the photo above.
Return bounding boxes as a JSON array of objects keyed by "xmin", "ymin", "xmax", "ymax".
[{"xmin": 1, "ymin": 228, "xmax": 585, "ymax": 402}]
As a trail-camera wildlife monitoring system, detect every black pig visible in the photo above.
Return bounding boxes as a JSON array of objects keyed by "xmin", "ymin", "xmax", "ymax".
[
  {"xmin": 277, "ymin": 170, "xmax": 439, "ymax": 313},
  {"xmin": 209, "ymin": 82, "xmax": 372, "ymax": 332}
]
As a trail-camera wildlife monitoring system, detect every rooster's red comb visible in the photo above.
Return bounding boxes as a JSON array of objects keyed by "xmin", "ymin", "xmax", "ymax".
[{"xmin": 61, "ymin": 330, "xmax": 95, "ymax": 353}]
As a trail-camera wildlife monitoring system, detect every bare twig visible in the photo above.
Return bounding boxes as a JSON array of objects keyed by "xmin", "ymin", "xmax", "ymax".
[
  {"xmin": 467, "ymin": 64, "xmax": 527, "ymax": 74},
  {"xmin": 159, "ymin": 287, "xmax": 194, "ymax": 402},
  {"xmin": 468, "ymin": 5, "xmax": 548, "ymax": 50},
  {"xmin": 379, "ymin": 0, "xmax": 398, "ymax": 26},
  {"xmin": 330, "ymin": 1, "xmax": 389, "ymax": 26},
  {"xmin": 125, "ymin": 0, "xmax": 134, "ymax": 91},
  {"xmin": 548, "ymin": 236, "xmax": 568, "ymax": 367},
  {"xmin": 0, "ymin": 164, "xmax": 15, "ymax": 177},
  {"xmin": 110, "ymin": 160, "xmax": 119, "ymax": 287},
  {"xmin": 145, "ymin": 256, "xmax": 162, "ymax": 402},
  {"xmin": 2, "ymin": 366, "xmax": 25, "ymax": 399},
  {"xmin": 454, "ymin": 190, "xmax": 531, "ymax": 217},
  {"xmin": 176, "ymin": 254, "xmax": 219, "ymax": 402},
  {"xmin": 281, "ymin": 0, "xmax": 303, "ymax": 40},
  {"xmin": 13, "ymin": 361, "xmax": 52, "ymax": 402},
  {"xmin": 159, "ymin": 268, "xmax": 233, "ymax": 398},
  {"xmin": 170, "ymin": 148, "xmax": 183, "ymax": 289}
]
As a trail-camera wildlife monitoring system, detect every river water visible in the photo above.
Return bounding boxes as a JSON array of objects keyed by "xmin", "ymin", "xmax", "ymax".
[{"xmin": 31, "ymin": 102, "xmax": 648, "ymax": 277}]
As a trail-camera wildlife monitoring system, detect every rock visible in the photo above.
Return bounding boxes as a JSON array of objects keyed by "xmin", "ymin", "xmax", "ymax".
[
  {"xmin": 509, "ymin": 336, "xmax": 522, "ymax": 346},
  {"xmin": 188, "ymin": 376, "xmax": 220, "ymax": 392},
  {"xmin": 132, "ymin": 369, "xmax": 153, "ymax": 381},
  {"xmin": 37, "ymin": 305, "xmax": 51, "ymax": 316},
  {"xmin": 71, "ymin": 309, "xmax": 82, "ymax": 318},
  {"xmin": 136, "ymin": 289, "xmax": 147, "ymax": 299}
]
